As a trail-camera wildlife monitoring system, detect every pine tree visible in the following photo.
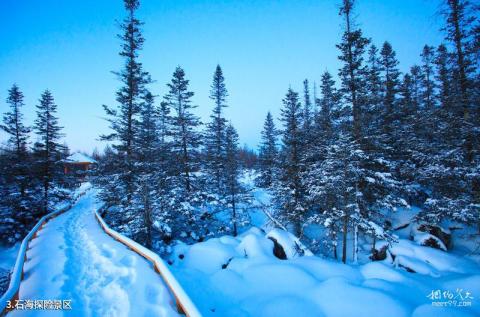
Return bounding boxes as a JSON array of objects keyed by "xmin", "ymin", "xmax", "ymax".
[
  {"xmin": 303, "ymin": 71, "xmax": 337, "ymax": 256},
  {"xmin": 33, "ymin": 90, "xmax": 66, "ymax": 215},
  {"xmin": 442, "ymin": 0, "xmax": 477, "ymax": 162},
  {"xmin": 409, "ymin": 65, "xmax": 424, "ymax": 111},
  {"xmin": 318, "ymin": 71, "xmax": 337, "ymax": 137},
  {"xmin": 380, "ymin": 42, "xmax": 401, "ymax": 115},
  {"xmin": 364, "ymin": 44, "xmax": 383, "ymax": 133},
  {"xmin": 305, "ymin": 71, "xmax": 336, "ymax": 170},
  {"xmin": 435, "ymin": 44, "xmax": 453, "ymax": 110},
  {"xmin": 258, "ymin": 112, "xmax": 278, "ymax": 188},
  {"xmin": 224, "ymin": 124, "xmax": 249, "ymax": 236},
  {"xmin": 337, "ymin": 0, "xmax": 370, "ymax": 141},
  {"xmin": 1, "ymin": 85, "xmax": 31, "ymax": 199},
  {"xmin": 135, "ymin": 92, "xmax": 158, "ymax": 248},
  {"xmin": 378, "ymin": 41, "xmax": 402, "ymax": 156},
  {"xmin": 100, "ymin": 0, "xmax": 152, "ymax": 223},
  {"xmin": 302, "ymin": 79, "xmax": 313, "ymax": 147},
  {"xmin": 0, "ymin": 85, "xmax": 32, "ymax": 244},
  {"xmin": 152, "ymin": 100, "xmax": 176, "ymax": 247},
  {"xmin": 420, "ymin": 45, "xmax": 437, "ymax": 110},
  {"xmin": 205, "ymin": 65, "xmax": 229, "ymax": 194},
  {"xmin": 274, "ymin": 88, "xmax": 306, "ymax": 237},
  {"xmin": 165, "ymin": 66, "xmax": 202, "ymax": 195}
]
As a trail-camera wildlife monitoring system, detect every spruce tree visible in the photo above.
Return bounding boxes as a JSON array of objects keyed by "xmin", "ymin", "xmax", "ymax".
[
  {"xmin": 420, "ymin": 45, "xmax": 437, "ymax": 110},
  {"xmin": 0, "ymin": 85, "xmax": 32, "ymax": 244},
  {"xmin": 364, "ymin": 44, "xmax": 383, "ymax": 135},
  {"xmin": 135, "ymin": 92, "xmax": 158, "ymax": 248},
  {"xmin": 165, "ymin": 66, "xmax": 202, "ymax": 195},
  {"xmin": 257, "ymin": 112, "xmax": 277, "ymax": 188},
  {"xmin": 442, "ymin": 0, "xmax": 477, "ymax": 162},
  {"xmin": 302, "ymin": 79, "xmax": 313, "ymax": 150},
  {"xmin": 379, "ymin": 42, "xmax": 401, "ymax": 115},
  {"xmin": 224, "ymin": 124, "xmax": 248, "ymax": 236},
  {"xmin": 274, "ymin": 88, "xmax": 306, "ymax": 237},
  {"xmin": 33, "ymin": 90, "xmax": 66, "ymax": 215},
  {"xmin": 409, "ymin": 65, "xmax": 424, "ymax": 111},
  {"xmin": 379, "ymin": 41, "xmax": 401, "ymax": 155},
  {"xmin": 205, "ymin": 65, "xmax": 229, "ymax": 194},
  {"xmin": 318, "ymin": 71, "xmax": 336, "ymax": 137},
  {"xmin": 337, "ymin": 0, "xmax": 370, "ymax": 141},
  {"xmin": 100, "ymin": 0, "xmax": 152, "ymax": 226},
  {"xmin": 1, "ymin": 85, "xmax": 31, "ymax": 199},
  {"xmin": 435, "ymin": 44, "xmax": 453, "ymax": 110}
]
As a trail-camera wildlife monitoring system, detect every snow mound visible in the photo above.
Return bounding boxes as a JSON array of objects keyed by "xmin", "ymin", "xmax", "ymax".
[
  {"xmin": 236, "ymin": 233, "xmax": 274, "ymax": 259},
  {"xmin": 171, "ymin": 230, "xmax": 480, "ymax": 317},
  {"xmin": 390, "ymin": 239, "xmax": 479, "ymax": 275},
  {"xmin": 266, "ymin": 228, "xmax": 313, "ymax": 258},
  {"xmin": 414, "ymin": 233, "xmax": 447, "ymax": 251},
  {"xmin": 361, "ymin": 262, "xmax": 406, "ymax": 282},
  {"xmin": 310, "ymin": 278, "xmax": 409, "ymax": 317},
  {"xmin": 183, "ymin": 238, "xmax": 238, "ymax": 274}
]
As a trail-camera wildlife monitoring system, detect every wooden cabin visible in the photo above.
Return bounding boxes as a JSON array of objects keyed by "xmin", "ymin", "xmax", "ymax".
[{"xmin": 63, "ymin": 152, "xmax": 97, "ymax": 176}]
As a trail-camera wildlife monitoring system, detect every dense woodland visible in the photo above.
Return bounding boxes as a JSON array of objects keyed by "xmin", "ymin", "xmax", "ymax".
[{"xmin": 1, "ymin": 0, "xmax": 479, "ymax": 263}]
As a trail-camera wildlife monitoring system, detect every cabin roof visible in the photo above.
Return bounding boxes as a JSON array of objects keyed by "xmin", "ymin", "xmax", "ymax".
[{"xmin": 66, "ymin": 152, "xmax": 96, "ymax": 163}]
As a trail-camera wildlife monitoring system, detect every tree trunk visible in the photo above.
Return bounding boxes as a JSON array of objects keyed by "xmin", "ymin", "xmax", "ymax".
[
  {"xmin": 342, "ymin": 213, "xmax": 348, "ymax": 264},
  {"xmin": 333, "ymin": 226, "xmax": 338, "ymax": 260},
  {"xmin": 353, "ymin": 223, "xmax": 358, "ymax": 264},
  {"xmin": 449, "ymin": 0, "xmax": 472, "ymax": 162},
  {"xmin": 232, "ymin": 194, "xmax": 237, "ymax": 237}
]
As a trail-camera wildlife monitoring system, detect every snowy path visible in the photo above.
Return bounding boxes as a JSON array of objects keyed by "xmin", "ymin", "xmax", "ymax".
[{"xmin": 11, "ymin": 190, "xmax": 180, "ymax": 317}]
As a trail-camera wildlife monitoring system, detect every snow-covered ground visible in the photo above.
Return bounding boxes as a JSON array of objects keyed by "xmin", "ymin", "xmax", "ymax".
[
  {"xmin": 10, "ymin": 190, "xmax": 180, "ymax": 317},
  {"xmin": 169, "ymin": 227, "xmax": 480, "ymax": 317},
  {"xmin": 0, "ymin": 244, "xmax": 19, "ymax": 294},
  {"xmin": 166, "ymin": 170, "xmax": 480, "ymax": 317},
  {"xmin": 0, "ymin": 244, "xmax": 20, "ymax": 273},
  {"xmin": 2, "ymin": 174, "xmax": 478, "ymax": 317}
]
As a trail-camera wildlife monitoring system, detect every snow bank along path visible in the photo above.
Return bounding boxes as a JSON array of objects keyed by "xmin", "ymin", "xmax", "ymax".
[{"xmin": 4, "ymin": 189, "xmax": 191, "ymax": 317}]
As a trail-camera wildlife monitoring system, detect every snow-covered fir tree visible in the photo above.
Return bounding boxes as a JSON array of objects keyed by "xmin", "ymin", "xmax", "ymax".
[
  {"xmin": 134, "ymin": 92, "xmax": 158, "ymax": 248},
  {"xmin": 165, "ymin": 66, "xmax": 202, "ymax": 195},
  {"xmin": 164, "ymin": 66, "xmax": 206, "ymax": 240},
  {"xmin": 204, "ymin": 65, "xmax": 229, "ymax": 195},
  {"xmin": 224, "ymin": 124, "xmax": 250, "ymax": 236},
  {"xmin": 0, "ymin": 85, "xmax": 33, "ymax": 244},
  {"xmin": 336, "ymin": 0, "xmax": 370, "ymax": 141},
  {"xmin": 33, "ymin": 90, "xmax": 67, "ymax": 215},
  {"xmin": 274, "ymin": 88, "xmax": 306, "ymax": 237},
  {"xmin": 257, "ymin": 112, "xmax": 277, "ymax": 188}
]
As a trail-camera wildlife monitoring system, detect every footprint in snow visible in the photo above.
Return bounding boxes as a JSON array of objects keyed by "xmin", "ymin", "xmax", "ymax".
[
  {"xmin": 144, "ymin": 283, "xmax": 166, "ymax": 304},
  {"xmin": 101, "ymin": 243, "xmax": 116, "ymax": 258},
  {"xmin": 51, "ymin": 273, "xmax": 64, "ymax": 283},
  {"xmin": 120, "ymin": 255, "xmax": 136, "ymax": 267}
]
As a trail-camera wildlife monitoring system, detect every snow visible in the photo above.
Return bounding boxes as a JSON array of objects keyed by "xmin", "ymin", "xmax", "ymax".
[
  {"xmin": 414, "ymin": 233, "xmax": 447, "ymax": 251},
  {"xmin": 361, "ymin": 262, "xmax": 406, "ymax": 282},
  {"xmin": 183, "ymin": 238, "xmax": 238, "ymax": 274},
  {"xmin": 170, "ymin": 230, "xmax": 480, "ymax": 317},
  {"xmin": 9, "ymin": 189, "xmax": 181, "ymax": 317},
  {"xmin": 266, "ymin": 228, "xmax": 313, "ymax": 258},
  {"xmin": 65, "ymin": 152, "xmax": 96, "ymax": 163},
  {"xmin": 0, "ymin": 244, "xmax": 20, "ymax": 271},
  {"xmin": 412, "ymin": 304, "xmax": 477, "ymax": 317},
  {"xmin": 310, "ymin": 277, "xmax": 409, "ymax": 317},
  {"xmin": 390, "ymin": 239, "xmax": 479, "ymax": 274}
]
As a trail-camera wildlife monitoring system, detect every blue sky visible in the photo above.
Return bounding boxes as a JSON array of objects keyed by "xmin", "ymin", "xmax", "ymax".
[{"xmin": 0, "ymin": 0, "xmax": 444, "ymax": 153}]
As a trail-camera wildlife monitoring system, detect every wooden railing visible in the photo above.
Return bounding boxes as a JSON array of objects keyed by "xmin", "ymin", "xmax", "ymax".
[
  {"xmin": 94, "ymin": 211, "xmax": 202, "ymax": 317},
  {"xmin": 0, "ymin": 189, "xmax": 89, "ymax": 316}
]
